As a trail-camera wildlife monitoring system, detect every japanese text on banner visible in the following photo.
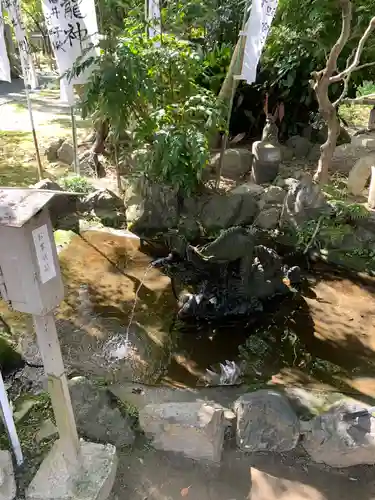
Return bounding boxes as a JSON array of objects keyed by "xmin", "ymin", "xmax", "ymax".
[
  {"xmin": 3, "ymin": 0, "xmax": 38, "ymax": 88},
  {"xmin": 42, "ymin": 0, "xmax": 99, "ymax": 104},
  {"xmin": 0, "ymin": 0, "xmax": 11, "ymax": 82},
  {"xmin": 240, "ymin": 0, "xmax": 278, "ymax": 84}
]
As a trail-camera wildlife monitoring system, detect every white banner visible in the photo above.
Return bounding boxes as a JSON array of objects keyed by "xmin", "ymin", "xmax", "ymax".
[
  {"xmin": 42, "ymin": 0, "xmax": 99, "ymax": 105},
  {"xmin": 148, "ymin": 0, "xmax": 161, "ymax": 42},
  {"xmin": 0, "ymin": 0, "xmax": 11, "ymax": 82},
  {"xmin": 240, "ymin": 0, "xmax": 278, "ymax": 84},
  {"xmin": 3, "ymin": 0, "xmax": 38, "ymax": 88}
]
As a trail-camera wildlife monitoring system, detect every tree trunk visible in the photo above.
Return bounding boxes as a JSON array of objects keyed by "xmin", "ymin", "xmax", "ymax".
[
  {"xmin": 92, "ymin": 119, "xmax": 109, "ymax": 154},
  {"xmin": 312, "ymin": 72, "xmax": 340, "ymax": 184}
]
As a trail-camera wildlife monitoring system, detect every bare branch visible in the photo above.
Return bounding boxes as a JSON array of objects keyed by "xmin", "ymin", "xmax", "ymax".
[
  {"xmin": 330, "ymin": 16, "xmax": 375, "ymax": 83},
  {"xmin": 333, "ymin": 76, "xmax": 350, "ymax": 107},
  {"xmin": 342, "ymin": 94, "xmax": 375, "ymax": 105},
  {"xmin": 325, "ymin": 0, "xmax": 352, "ymax": 77}
]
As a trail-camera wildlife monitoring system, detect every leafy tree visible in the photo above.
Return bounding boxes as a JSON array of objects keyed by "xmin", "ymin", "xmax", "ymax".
[{"xmin": 72, "ymin": 21, "xmax": 224, "ymax": 193}]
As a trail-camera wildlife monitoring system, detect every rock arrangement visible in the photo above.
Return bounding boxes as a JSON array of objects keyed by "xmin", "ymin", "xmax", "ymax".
[{"xmin": 135, "ymin": 387, "xmax": 375, "ymax": 468}]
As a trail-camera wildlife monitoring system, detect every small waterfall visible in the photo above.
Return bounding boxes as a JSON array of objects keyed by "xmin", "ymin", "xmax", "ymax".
[{"xmin": 101, "ymin": 265, "xmax": 152, "ymax": 364}]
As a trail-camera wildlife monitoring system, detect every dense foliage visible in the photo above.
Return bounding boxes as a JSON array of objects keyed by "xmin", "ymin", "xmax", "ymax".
[
  {"xmin": 22, "ymin": 0, "xmax": 375, "ymax": 191},
  {"xmin": 71, "ymin": 16, "xmax": 225, "ymax": 193}
]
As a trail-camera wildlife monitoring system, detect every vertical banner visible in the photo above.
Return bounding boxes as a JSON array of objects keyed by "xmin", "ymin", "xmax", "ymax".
[
  {"xmin": 240, "ymin": 0, "xmax": 278, "ymax": 84},
  {"xmin": 4, "ymin": 0, "xmax": 38, "ymax": 88},
  {"xmin": 42, "ymin": 0, "xmax": 99, "ymax": 105},
  {"xmin": 148, "ymin": 0, "xmax": 161, "ymax": 42},
  {"xmin": 0, "ymin": 0, "xmax": 11, "ymax": 82}
]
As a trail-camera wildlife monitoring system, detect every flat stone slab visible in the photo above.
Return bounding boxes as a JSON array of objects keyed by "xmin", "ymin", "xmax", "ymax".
[
  {"xmin": 139, "ymin": 402, "xmax": 226, "ymax": 463},
  {"xmin": 0, "ymin": 450, "xmax": 16, "ymax": 500},
  {"xmin": 25, "ymin": 440, "xmax": 117, "ymax": 500}
]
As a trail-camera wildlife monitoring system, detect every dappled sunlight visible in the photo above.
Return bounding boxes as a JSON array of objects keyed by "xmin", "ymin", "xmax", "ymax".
[{"xmin": 250, "ymin": 468, "xmax": 325, "ymax": 500}]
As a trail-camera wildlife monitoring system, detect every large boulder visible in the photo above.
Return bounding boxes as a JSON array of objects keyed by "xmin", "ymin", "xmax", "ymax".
[
  {"xmin": 68, "ymin": 376, "xmax": 135, "ymax": 447},
  {"xmin": 332, "ymin": 135, "xmax": 375, "ymax": 173},
  {"xmin": 280, "ymin": 174, "xmax": 330, "ymax": 229},
  {"xmin": 302, "ymin": 400, "xmax": 375, "ymax": 467},
  {"xmin": 210, "ymin": 148, "xmax": 253, "ymax": 180},
  {"xmin": 79, "ymin": 188, "xmax": 126, "ymax": 227},
  {"xmin": 231, "ymin": 182, "xmax": 265, "ymax": 199},
  {"xmin": 234, "ymin": 390, "xmax": 300, "ymax": 452},
  {"xmin": 347, "ymin": 154, "xmax": 375, "ymax": 195},
  {"xmin": 286, "ymin": 135, "xmax": 312, "ymax": 158},
  {"xmin": 255, "ymin": 207, "xmax": 281, "ymax": 229},
  {"xmin": 125, "ymin": 178, "xmax": 179, "ymax": 234},
  {"xmin": 57, "ymin": 141, "xmax": 74, "ymax": 165},
  {"xmin": 45, "ymin": 138, "xmax": 64, "ymax": 162},
  {"xmin": 183, "ymin": 191, "xmax": 258, "ymax": 232},
  {"xmin": 258, "ymin": 186, "xmax": 286, "ymax": 209},
  {"xmin": 139, "ymin": 402, "xmax": 226, "ymax": 462}
]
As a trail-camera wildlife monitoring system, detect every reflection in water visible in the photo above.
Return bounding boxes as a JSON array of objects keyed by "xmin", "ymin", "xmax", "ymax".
[{"xmin": 49, "ymin": 230, "xmax": 375, "ymax": 398}]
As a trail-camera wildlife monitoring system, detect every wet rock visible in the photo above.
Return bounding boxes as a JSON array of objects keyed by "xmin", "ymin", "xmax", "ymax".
[
  {"xmin": 139, "ymin": 402, "xmax": 226, "ymax": 462},
  {"xmin": 125, "ymin": 178, "xmax": 179, "ymax": 233},
  {"xmin": 45, "ymin": 138, "xmax": 64, "ymax": 162},
  {"xmin": 79, "ymin": 189, "xmax": 126, "ymax": 227},
  {"xmin": 0, "ymin": 450, "xmax": 16, "ymax": 500},
  {"xmin": 302, "ymin": 400, "xmax": 375, "ymax": 467},
  {"xmin": 68, "ymin": 376, "xmax": 135, "ymax": 447},
  {"xmin": 31, "ymin": 179, "xmax": 77, "ymax": 227},
  {"xmin": 332, "ymin": 135, "xmax": 375, "ymax": 173},
  {"xmin": 280, "ymin": 174, "xmax": 330, "ymax": 229},
  {"xmin": 286, "ymin": 135, "xmax": 312, "ymax": 158},
  {"xmin": 347, "ymin": 154, "xmax": 375, "ymax": 195},
  {"xmin": 234, "ymin": 390, "xmax": 300, "ymax": 452},
  {"xmin": 255, "ymin": 207, "xmax": 281, "ymax": 229},
  {"xmin": 259, "ymin": 185, "xmax": 286, "ymax": 207},
  {"xmin": 210, "ymin": 148, "xmax": 253, "ymax": 179},
  {"xmin": 57, "ymin": 141, "xmax": 74, "ymax": 165}
]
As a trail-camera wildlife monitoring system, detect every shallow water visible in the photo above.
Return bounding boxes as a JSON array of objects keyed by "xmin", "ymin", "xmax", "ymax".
[{"xmin": 2, "ymin": 229, "xmax": 375, "ymax": 402}]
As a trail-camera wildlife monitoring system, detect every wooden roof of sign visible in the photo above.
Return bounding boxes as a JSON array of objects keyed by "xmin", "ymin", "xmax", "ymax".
[{"xmin": 0, "ymin": 189, "xmax": 55, "ymax": 227}]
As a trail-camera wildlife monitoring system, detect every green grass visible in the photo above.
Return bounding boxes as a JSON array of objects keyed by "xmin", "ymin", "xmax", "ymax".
[
  {"xmin": 0, "ymin": 131, "xmax": 44, "ymax": 186},
  {"xmin": 340, "ymin": 103, "xmax": 372, "ymax": 127},
  {"xmin": 50, "ymin": 117, "xmax": 92, "ymax": 130}
]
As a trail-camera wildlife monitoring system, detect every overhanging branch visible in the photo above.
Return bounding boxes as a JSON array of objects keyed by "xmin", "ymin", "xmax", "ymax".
[
  {"xmin": 325, "ymin": 0, "xmax": 352, "ymax": 77},
  {"xmin": 342, "ymin": 94, "xmax": 375, "ymax": 105},
  {"xmin": 330, "ymin": 16, "xmax": 375, "ymax": 83}
]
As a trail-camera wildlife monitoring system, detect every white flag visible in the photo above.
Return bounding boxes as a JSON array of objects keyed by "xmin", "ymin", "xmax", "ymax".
[
  {"xmin": 240, "ymin": 0, "xmax": 278, "ymax": 84},
  {"xmin": 0, "ymin": 0, "xmax": 11, "ymax": 82},
  {"xmin": 4, "ymin": 0, "xmax": 38, "ymax": 88},
  {"xmin": 148, "ymin": 0, "xmax": 161, "ymax": 42},
  {"xmin": 42, "ymin": 0, "xmax": 99, "ymax": 105}
]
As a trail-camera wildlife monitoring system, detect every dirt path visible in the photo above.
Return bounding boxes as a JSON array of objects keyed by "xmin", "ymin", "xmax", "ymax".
[
  {"xmin": 111, "ymin": 444, "xmax": 375, "ymax": 500},
  {"xmin": 0, "ymin": 76, "xmax": 90, "ymax": 186}
]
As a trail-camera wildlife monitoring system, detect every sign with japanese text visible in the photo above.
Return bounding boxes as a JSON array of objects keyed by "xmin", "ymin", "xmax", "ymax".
[
  {"xmin": 42, "ymin": 0, "xmax": 99, "ymax": 105},
  {"xmin": 240, "ymin": 0, "xmax": 278, "ymax": 84},
  {"xmin": 32, "ymin": 224, "xmax": 57, "ymax": 284},
  {"xmin": 0, "ymin": 0, "xmax": 11, "ymax": 82},
  {"xmin": 3, "ymin": 0, "xmax": 38, "ymax": 88}
]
